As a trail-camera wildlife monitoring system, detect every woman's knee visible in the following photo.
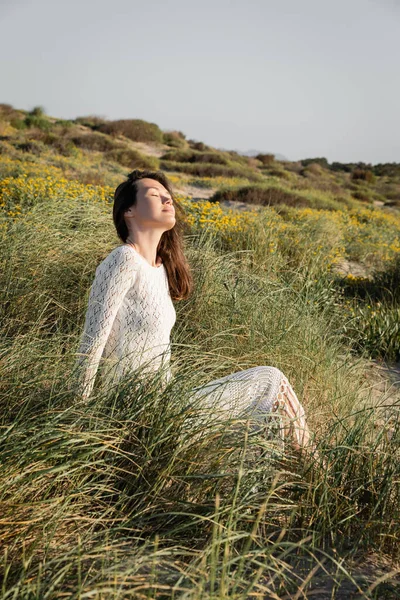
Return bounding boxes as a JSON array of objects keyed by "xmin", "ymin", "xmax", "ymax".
[
  {"xmin": 248, "ymin": 365, "xmax": 283, "ymax": 378},
  {"xmin": 259, "ymin": 365, "xmax": 284, "ymax": 383}
]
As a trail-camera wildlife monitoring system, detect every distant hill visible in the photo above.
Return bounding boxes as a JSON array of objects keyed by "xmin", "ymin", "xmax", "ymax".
[
  {"xmin": 0, "ymin": 103, "xmax": 399, "ymax": 210},
  {"xmin": 218, "ymin": 147, "xmax": 289, "ymax": 161}
]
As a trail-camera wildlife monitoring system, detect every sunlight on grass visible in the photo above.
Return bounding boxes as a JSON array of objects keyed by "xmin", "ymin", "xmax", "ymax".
[{"xmin": 0, "ymin": 139, "xmax": 400, "ymax": 597}]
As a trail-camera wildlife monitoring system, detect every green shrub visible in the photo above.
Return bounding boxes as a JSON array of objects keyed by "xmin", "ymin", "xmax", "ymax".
[
  {"xmin": 255, "ymin": 153, "xmax": 275, "ymax": 166},
  {"xmin": 163, "ymin": 130, "xmax": 187, "ymax": 148},
  {"xmin": 54, "ymin": 119, "xmax": 74, "ymax": 128},
  {"xmin": 98, "ymin": 119, "xmax": 164, "ymax": 143},
  {"xmin": 372, "ymin": 162, "xmax": 400, "ymax": 177},
  {"xmin": 0, "ymin": 103, "xmax": 17, "ymax": 118},
  {"xmin": 351, "ymin": 169, "xmax": 376, "ymax": 184},
  {"xmin": 160, "ymin": 159, "xmax": 262, "ymax": 181},
  {"xmin": 335, "ymin": 256, "xmax": 400, "ymax": 360},
  {"xmin": 10, "ymin": 118, "xmax": 27, "ymax": 130},
  {"xmin": 334, "ymin": 195, "xmax": 360, "ymax": 209},
  {"xmin": 14, "ymin": 140, "xmax": 46, "ymax": 155},
  {"xmin": 341, "ymin": 301, "xmax": 400, "ymax": 361},
  {"xmin": 351, "ymin": 190, "xmax": 373, "ymax": 203},
  {"xmin": 210, "ymin": 184, "xmax": 310, "ymax": 208},
  {"xmin": 0, "ymin": 141, "xmax": 7, "ymax": 153},
  {"xmin": 282, "ymin": 161, "xmax": 304, "ymax": 174},
  {"xmin": 331, "ymin": 162, "xmax": 363, "ymax": 173},
  {"xmin": 49, "ymin": 137, "xmax": 79, "ymax": 158},
  {"xmin": 30, "ymin": 131, "xmax": 78, "ymax": 156},
  {"xmin": 75, "ymin": 115, "xmax": 108, "ymax": 129},
  {"xmin": 259, "ymin": 165, "xmax": 292, "ymax": 179},
  {"xmin": 384, "ymin": 189, "xmax": 400, "ymax": 202},
  {"xmin": 300, "ymin": 162, "xmax": 325, "ymax": 176},
  {"xmin": 70, "ymin": 132, "xmax": 117, "ymax": 152},
  {"xmin": 329, "ymin": 160, "xmax": 400, "ymax": 177},
  {"xmin": 24, "ymin": 115, "xmax": 52, "ymax": 132},
  {"xmin": 187, "ymin": 177, "xmax": 216, "ymax": 189},
  {"xmin": 212, "ymin": 184, "xmax": 360, "ymax": 211},
  {"xmin": 29, "ymin": 105, "xmax": 46, "ymax": 117},
  {"xmin": 187, "ymin": 140, "xmax": 211, "ymax": 151},
  {"xmin": 225, "ymin": 150, "xmax": 254, "ymax": 167},
  {"xmin": 105, "ymin": 147, "xmax": 159, "ymax": 169},
  {"xmin": 301, "ymin": 157, "xmax": 329, "ymax": 169},
  {"xmin": 161, "ymin": 149, "xmax": 230, "ymax": 165}
]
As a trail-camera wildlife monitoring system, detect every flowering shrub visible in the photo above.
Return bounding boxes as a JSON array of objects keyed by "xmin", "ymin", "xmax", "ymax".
[{"xmin": 2, "ymin": 163, "xmax": 400, "ymax": 277}]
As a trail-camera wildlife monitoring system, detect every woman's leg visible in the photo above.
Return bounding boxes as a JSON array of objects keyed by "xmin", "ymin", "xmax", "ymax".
[{"xmin": 188, "ymin": 366, "xmax": 312, "ymax": 451}]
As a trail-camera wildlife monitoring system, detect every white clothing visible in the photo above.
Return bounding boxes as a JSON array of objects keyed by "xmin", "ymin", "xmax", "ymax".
[
  {"xmin": 74, "ymin": 244, "xmax": 304, "ymax": 435},
  {"xmin": 75, "ymin": 244, "xmax": 176, "ymax": 399}
]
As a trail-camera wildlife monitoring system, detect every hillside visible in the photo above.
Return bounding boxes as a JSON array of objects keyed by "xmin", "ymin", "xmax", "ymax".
[
  {"xmin": 1, "ymin": 103, "xmax": 400, "ymax": 211},
  {"xmin": 1, "ymin": 103, "xmax": 400, "ymax": 598}
]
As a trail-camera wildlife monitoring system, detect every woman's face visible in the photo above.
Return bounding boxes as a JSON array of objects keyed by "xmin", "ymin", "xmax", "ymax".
[{"xmin": 125, "ymin": 178, "xmax": 176, "ymax": 231}]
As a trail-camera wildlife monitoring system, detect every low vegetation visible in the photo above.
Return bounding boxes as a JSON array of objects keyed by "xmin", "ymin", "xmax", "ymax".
[{"xmin": 1, "ymin": 103, "xmax": 399, "ymax": 597}]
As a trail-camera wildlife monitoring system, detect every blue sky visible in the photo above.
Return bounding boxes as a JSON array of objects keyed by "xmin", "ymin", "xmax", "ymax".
[{"xmin": 1, "ymin": 0, "xmax": 399, "ymax": 163}]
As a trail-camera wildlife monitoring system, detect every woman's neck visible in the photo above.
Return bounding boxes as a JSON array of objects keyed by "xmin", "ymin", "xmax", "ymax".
[{"xmin": 125, "ymin": 236, "xmax": 162, "ymax": 268}]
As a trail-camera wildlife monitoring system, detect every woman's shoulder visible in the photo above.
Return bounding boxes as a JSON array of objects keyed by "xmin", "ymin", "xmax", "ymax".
[{"xmin": 95, "ymin": 244, "xmax": 141, "ymax": 275}]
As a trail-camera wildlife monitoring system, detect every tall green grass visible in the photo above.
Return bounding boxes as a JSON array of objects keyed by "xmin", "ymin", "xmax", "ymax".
[{"xmin": 1, "ymin": 197, "xmax": 399, "ymax": 598}]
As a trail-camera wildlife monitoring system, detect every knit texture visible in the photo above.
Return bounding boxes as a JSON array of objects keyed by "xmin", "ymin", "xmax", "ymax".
[
  {"xmin": 189, "ymin": 366, "xmax": 283, "ymax": 418},
  {"xmin": 74, "ymin": 244, "xmax": 289, "ymax": 425},
  {"xmin": 75, "ymin": 244, "xmax": 176, "ymax": 399}
]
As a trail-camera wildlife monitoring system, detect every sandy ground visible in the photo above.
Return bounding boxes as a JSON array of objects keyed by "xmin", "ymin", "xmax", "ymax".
[
  {"xmin": 129, "ymin": 140, "xmax": 170, "ymax": 158},
  {"xmin": 361, "ymin": 357, "xmax": 400, "ymax": 408},
  {"xmin": 174, "ymin": 183, "xmax": 216, "ymax": 201},
  {"xmin": 281, "ymin": 551, "xmax": 400, "ymax": 599},
  {"xmin": 332, "ymin": 258, "xmax": 374, "ymax": 279}
]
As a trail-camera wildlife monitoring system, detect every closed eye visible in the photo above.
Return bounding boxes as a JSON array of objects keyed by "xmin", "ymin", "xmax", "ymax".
[{"xmin": 152, "ymin": 193, "xmax": 172, "ymax": 201}]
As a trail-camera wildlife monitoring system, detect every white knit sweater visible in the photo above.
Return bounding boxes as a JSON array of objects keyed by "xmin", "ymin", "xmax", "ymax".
[
  {"xmin": 74, "ymin": 243, "xmax": 287, "ymax": 424},
  {"xmin": 75, "ymin": 244, "xmax": 176, "ymax": 399}
]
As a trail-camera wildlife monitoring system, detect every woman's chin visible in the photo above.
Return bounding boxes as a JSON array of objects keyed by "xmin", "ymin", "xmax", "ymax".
[{"xmin": 163, "ymin": 219, "xmax": 176, "ymax": 231}]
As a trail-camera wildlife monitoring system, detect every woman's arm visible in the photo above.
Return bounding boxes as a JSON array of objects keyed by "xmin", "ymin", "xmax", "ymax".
[{"xmin": 74, "ymin": 246, "xmax": 137, "ymax": 400}]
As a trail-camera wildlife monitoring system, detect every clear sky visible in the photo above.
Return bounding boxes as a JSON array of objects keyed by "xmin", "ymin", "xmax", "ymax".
[{"xmin": 1, "ymin": 0, "xmax": 399, "ymax": 163}]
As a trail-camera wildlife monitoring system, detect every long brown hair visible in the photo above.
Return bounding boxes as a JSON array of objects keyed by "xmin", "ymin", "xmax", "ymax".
[{"xmin": 113, "ymin": 169, "xmax": 194, "ymax": 301}]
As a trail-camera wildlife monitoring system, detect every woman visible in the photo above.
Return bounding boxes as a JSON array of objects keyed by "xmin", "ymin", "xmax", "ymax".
[{"xmin": 74, "ymin": 169, "xmax": 311, "ymax": 451}]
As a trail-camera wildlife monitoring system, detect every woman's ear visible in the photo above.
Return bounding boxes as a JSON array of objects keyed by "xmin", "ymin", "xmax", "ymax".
[{"xmin": 124, "ymin": 205, "xmax": 136, "ymax": 217}]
